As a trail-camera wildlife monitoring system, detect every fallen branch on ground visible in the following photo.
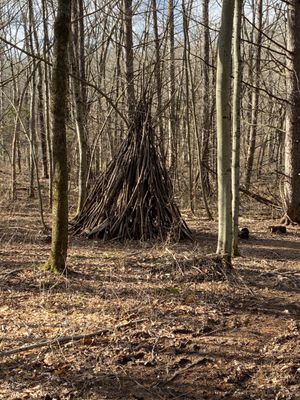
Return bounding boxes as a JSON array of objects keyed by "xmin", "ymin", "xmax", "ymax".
[
  {"xmin": 0, "ymin": 318, "xmax": 147, "ymax": 358},
  {"xmin": 0, "ymin": 267, "xmax": 31, "ymax": 279},
  {"xmin": 156, "ymin": 357, "xmax": 215, "ymax": 385}
]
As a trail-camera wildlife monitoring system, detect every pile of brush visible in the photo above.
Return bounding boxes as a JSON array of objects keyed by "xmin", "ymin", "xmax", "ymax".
[{"xmin": 70, "ymin": 101, "xmax": 191, "ymax": 241}]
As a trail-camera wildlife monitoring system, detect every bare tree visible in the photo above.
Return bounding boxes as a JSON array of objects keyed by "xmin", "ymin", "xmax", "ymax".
[
  {"xmin": 123, "ymin": 0, "xmax": 136, "ymax": 122},
  {"xmin": 232, "ymin": 0, "xmax": 242, "ymax": 256},
  {"xmin": 283, "ymin": 0, "xmax": 300, "ymax": 224},
  {"xmin": 201, "ymin": 0, "xmax": 211, "ymax": 194},
  {"xmin": 71, "ymin": 0, "xmax": 89, "ymax": 214},
  {"xmin": 44, "ymin": 0, "xmax": 72, "ymax": 273},
  {"xmin": 244, "ymin": 0, "xmax": 263, "ymax": 189},
  {"xmin": 216, "ymin": 0, "xmax": 234, "ymax": 264},
  {"xmin": 168, "ymin": 0, "xmax": 177, "ymax": 180},
  {"xmin": 151, "ymin": 0, "xmax": 164, "ymax": 154}
]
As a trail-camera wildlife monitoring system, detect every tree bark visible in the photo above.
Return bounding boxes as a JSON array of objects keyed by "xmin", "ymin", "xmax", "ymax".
[
  {"xmin": 123, "ymin": 0, "xmax": 136, "ymax": 123},
  {"xmin": 201, "ymin": 0, "xmax": 211, "ymax": 194},
  {"xmin": 231, "ymin": 0, "xmax": 242, "ymax": 256},
  {"xmin": 28, "ymin": 68, "xmax": 36, "ymax": 199},
  {"xmin": 42, "ymin": 0, "xmax": 53, "ymax": 206},
  {"xmin": 216, "ymin": 0, "xmax": 234, "ymax": 263},
  {"xmin": 71, "ymin": 0, "xmax": 89, "ymax": 214},
  {"xmin": 244, "ymin": 0, "xmax": 263, "ymax": 189},
  {"xmin": 151, "ymin": 0, "xmax": 164, "ymax": 156},
  {"xmin": 27, "ymin": 1, "xmax": 36, "ymax": 199},
  {"xmin": 182, "ymin": 0, "xmax": 194, "ymax": 213},
  {"xmin": 168, "ymin": 0, "xmax": 177, "ymax": 180},
  {"xmin": 30, "ymin": 0, "xmax": 49, "ymax": 180},
  {"xmin": 283, "ymin": 0, "xmax": 300, "ymax": 223},
  {"xmin": 44, "ymin": 0, "xmax": 71, "ymax": 274}
]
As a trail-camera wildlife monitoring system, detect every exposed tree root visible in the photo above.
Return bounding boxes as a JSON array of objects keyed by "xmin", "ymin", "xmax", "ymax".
[
  {"xmin": 42, "ymin": 259, "xmax": 68, "ymax": 275},
  {"xmin": 279, "ymin": 214, "xmax": 300, "ymax": 226}
]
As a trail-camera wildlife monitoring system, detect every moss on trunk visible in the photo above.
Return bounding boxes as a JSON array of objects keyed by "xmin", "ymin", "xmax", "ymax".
[{"xmin": 43, "ymin": 0, "xmax": 71, "ymax": 274}]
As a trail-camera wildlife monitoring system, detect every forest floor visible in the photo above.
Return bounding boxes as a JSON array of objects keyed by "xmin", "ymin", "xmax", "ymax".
[{"xmin": 0, "ymin": 194, "xmax": 299, "ymax": 400}]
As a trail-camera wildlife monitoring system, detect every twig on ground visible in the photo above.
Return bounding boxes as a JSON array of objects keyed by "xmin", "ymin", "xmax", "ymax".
[
  {"xmin": 230, "ymin": 269, "xmax": 256, "ymax": 295},
  {"xmin": 0, "ymin": 318, "xmax": 147, "ymax": 358},
  {"xmin": 155, "ymin": 357, "xmax": 215, "ymax": 386},
  {"xmin": 119, "ymin": 365, "xmax": 165, "ymax": 400},
  {"xmin": 0, "ymin": 266, "xmax": 32, "ymax": 278}
]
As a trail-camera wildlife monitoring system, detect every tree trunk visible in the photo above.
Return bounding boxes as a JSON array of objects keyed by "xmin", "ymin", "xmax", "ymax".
[
  {"xmin": 42, "ymin": 0, "xmax": 53, "ymax": 206},
  {"xmin": 216, "ymin": 0, "xmax": 234, "ymax": 264},
  {"xmin": 44, "ymin": 0, "xmax": 71, "ymax": 274},
  {"xmin": 71, "ymin": 0, "xmax": 89, "ymax": 214},
  {"xmin": 201, "ymin": 0, "xmax": 211, "ymax": 194},
  {"xmin": 231, "ymin": 0, "xmax": 242, "ymax": 256},
  {"xmin": 182, "ymin": 0, "xmax": 194, "ymax": 213},
  {"xmin": 27, "ymin": 1, "xmax": 36, "ymax": 199},
  {"xmin": 123, "ymin": 0, "xmax": 136, "ymax": 123},
  {"xmin": 37, "ymin": 65, "xmax": 49, "ymax": 179},
  {"xmin": 28, "ymin": 68, "xmax": 36, "ymax": 199},
  {"xmin": 10, "ymin": 58, "xmax": 20, "ymax": 200},
  {"xmin": 30, "ymin": 0, "xmax": 49, "ymax": 180},
  {"xmin": 0, "ymin": 50, "xmax": 4, "ymax": 161},
  {"xmin": 151, "ymin": 0, "xmax": 164, "ymax": 156},
  {"xmin": 283, "ymin": 0, "xmax": 300, "ymax": 224},
  {"xmin": 168, "ymin": 0, "xmax": 177, "ymax": 180},
  {"xmin": 244, "ymin": 0, "xmax": 263, "ymax": 189}
]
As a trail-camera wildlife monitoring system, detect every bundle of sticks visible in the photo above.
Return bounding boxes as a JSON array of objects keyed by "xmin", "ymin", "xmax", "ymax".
[{"xmin": 70, "ymin": 101, "xmax": 191, "ymax": 241}]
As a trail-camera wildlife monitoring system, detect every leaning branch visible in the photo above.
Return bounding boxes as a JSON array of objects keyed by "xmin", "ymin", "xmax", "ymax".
[
  {"xmin": 200, "ymin": 164, "xmax": 282, "ymax": 210},
  {"xmin": 239, "ymin": 186, "xmax": 281, "ymax": 209}
]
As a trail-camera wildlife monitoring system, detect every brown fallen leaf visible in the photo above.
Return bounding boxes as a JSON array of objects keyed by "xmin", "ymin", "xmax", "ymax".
[{"xmin": 53, "ymin": 363, "xmax": 70, "ymax": 376}]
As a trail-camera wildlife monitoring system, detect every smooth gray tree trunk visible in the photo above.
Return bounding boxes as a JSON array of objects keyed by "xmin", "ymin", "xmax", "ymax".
[
  {"xmin": 216, "ymin": 0, "xmax": 235, "ymax": 263},
  {"xmin": 232, "ymin": 0, "xmax": 242, "ymax": 256}
]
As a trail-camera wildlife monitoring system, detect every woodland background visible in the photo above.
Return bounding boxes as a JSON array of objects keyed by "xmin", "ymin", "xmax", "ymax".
[
  {"xmin": 0, "ymin": 1, "xmax": 299, "ymax": 400},
  {"xmin": 0, "ymin": 0, "xmax": 288, "ymax": 213}
]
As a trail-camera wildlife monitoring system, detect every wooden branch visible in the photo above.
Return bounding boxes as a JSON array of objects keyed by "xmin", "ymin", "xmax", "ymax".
[
  {"xmin": 0, "ymin": 267, "xmax": 30, "ymax": 278},
  {"xmin": 0, "ymin": 36, "xmax": 128, "ymax": 126},
  {"xmin": 200, "ymin": 163, "xmax": 281, "ymax": 210},
  {"xmin": 239, "ymin": 186, "xmax": 281, "ymax": 209},
  {"xmin": 71, "ymin": 103, "xmax": 192, "ymax": 242},
  {"xmin": 158, "ymin": 357, "xmax": 214, "ymax": 385},
  {"xmin": 0, "ymin": 318, "xmax": 146, "ymax": 358},
  {"xmin": 243, "ymin": 15, "xmax": 289, "ymax": 54}
]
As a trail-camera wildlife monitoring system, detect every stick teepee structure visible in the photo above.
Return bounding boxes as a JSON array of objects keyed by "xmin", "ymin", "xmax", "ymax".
[{"xmin": 70, "ymin": 101, "xmax": 191, "ymax": 241}]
